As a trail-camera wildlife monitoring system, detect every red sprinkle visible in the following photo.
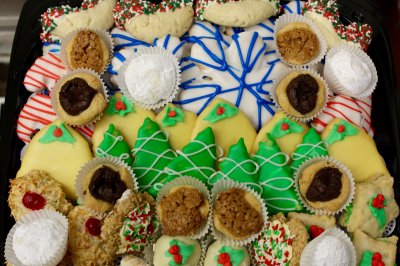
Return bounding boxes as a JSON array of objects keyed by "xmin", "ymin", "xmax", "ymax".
[
  {"xmin": 53, "ymin": 127, "xmax": 63, "ymax": 137},
  {"xmin": 216, "ymin": 106, "xmax": 225, "ymax": 115},
  {"xmin": 168, "ymin": 244, "xmax": 180, "ymax": 255},
  {"xmin": 85, "ymin": 217, "xmax": 102, "ymax": 236},
  {"xmin": 217, "ymin": 253, "xmax": 231, "ymax": 264},
  {"xmin": 168, "ymin": 110, "xmax": 177, "ymax": 117},
  {"xmin": 281, "ymin": 122, "xmax": 289, "ymax": 131},
  {"xmin": 173, "ymin": 254, "xmax": 182, "ymax": 264},
  {"xmin": 22, "ymin": 191, "xmax": 46, "ymax": 210},
  {"xmin": 115, "ymin": 101, "xmax": 127, "ymax": 111},
  {"xmin": 337, "ymin": 125, "xmax": 346, "ymax": 133}
]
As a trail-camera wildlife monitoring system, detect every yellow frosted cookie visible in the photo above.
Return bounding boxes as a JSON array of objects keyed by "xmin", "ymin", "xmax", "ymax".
[
  {"xmin": 252, "ymin": 111, "xmax": 308, "ymax": 155},
  {"xmin": 190, "ymin": 98, "xmax": 256, "ymax": 156},
  {"xmin": 155, "ymin": 103, "xmax": 197, "ymax": 151},
  {"xmin": 17, "ymin": 119, "xmax": 92, "ymax": 200},
  {"xmin": 321, "ymin": 118, "xmax": 389, "ymax": 182},
  {"xmin": 92, "ymin": 93, "xmax": 155, "ymax": 150}
]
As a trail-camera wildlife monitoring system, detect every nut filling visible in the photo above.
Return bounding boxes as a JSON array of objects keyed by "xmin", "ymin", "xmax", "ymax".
[
  {"xmin": 159, "ymin": 187, "xmax": 207, "ymax": 236},
  {"xmin": 70, "ymin": 30, "xmax": 105, "ymax": 73},
  {"xmin": 215, "ymin": 188, "xmax": 263, "ymax": 238}
]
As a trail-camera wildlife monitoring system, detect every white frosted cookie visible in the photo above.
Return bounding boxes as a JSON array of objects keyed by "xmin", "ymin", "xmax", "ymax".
[{"xmin": 113, "ymin": 0, "xmax": 194, "ymax": 43}]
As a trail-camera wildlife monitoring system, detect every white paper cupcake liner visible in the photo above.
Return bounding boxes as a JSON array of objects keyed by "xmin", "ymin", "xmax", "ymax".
[
  {"xmin": 274, "ymin": 14, "xmax": 328, "ymax": 68},
  {"xmin": 75, "ymin": 157, "xmax": 138, "ymax": 207},
  {"xmin": 300, "ymin": 228, "xmax": 356, "ymax": 266},
  {"xmin": 51, "ymin": 68, "xmax": 108, "ymax": 127},
  {"xmin": 116, "ymin": 46, "xmax": 181, "ymax": 110},
  {"xmin": 156, "ymin": 176, "xmax": 211, "ymax": 240},
  {"xmin": 5, "ymin": 210, "xmax": 68, "ymax": 266},
  {"xmin": 60, "ymin": 27, "xmax": 114, "ymax": 74},
  {"xmin": 199, "ymin": 235, "xmax": 210, "ymax": 266},
  {"xmin": 294, "ymin": 156, "xmax": 355, "ymax": 216},
  {"xmin": 271, "ymin": 67, "xmax": 329, "ymax": 122},
  {"xmin": 210, "ymin": 179, "xmax": 268, "ymax": 247},
  {"xmin": 323, "ymin": 44, "xmax": 378, "ymax": 98}
]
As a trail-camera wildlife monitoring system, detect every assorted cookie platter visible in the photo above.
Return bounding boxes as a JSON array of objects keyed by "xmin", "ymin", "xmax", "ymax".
[{"xmin": 3, "ymin": 0, "xmax": 399, "ymax": 265}]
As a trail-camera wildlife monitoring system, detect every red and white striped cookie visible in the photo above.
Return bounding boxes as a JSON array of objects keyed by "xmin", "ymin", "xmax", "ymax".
[
  {"xmin": 17, "ymin": 93, "xmax": 94, "ymax": 143},
  {"xmin": 312, "ymin": 94, "xmax": 374, "ymax": 137},
  {"xmin": 23, "ymin": 53, "xmax": 67, "ymax": 92}
]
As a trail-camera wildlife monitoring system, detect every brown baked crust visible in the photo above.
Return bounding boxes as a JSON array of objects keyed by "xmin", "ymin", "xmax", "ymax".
[
  {"xmin": 214, "ymin": 188, "xmax": 263, "ymax": 240},
  {"xmin": 8, "ymin": 170, "xmax": 73, "ymax": 221},
  {"xmin": 158, "ymin": 186, "xmax": 209, "ymax": 236},
  {"xmin": 277, "ymin": 22, "xmax": 319, "ymax": 65}
]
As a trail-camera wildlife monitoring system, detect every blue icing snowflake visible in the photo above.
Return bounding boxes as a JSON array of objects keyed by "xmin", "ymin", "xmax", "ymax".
[{"xmin": 175, "ymin": 21, "xmax": 289, "ymax": 130}]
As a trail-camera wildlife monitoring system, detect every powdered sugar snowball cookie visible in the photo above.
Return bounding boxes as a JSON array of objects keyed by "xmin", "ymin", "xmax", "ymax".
[
  {"xmin": 113, "ymin": 0, "xmax": 194, "ymax": 44},
  {"xmin": 302, "ymin": 0, "xmax": 373, "ymax": 51},
  {"xmin": 40, "ymin": 0, "xmax": 116, "ymax": 43},
  {"xmin": 176, "ymin": 23, "xmax": 285, "ymax": 130},
  {"xmin": 117, "ymin": 47, "xmax": 180, "ymax": 110},
  {"xmin": 312, "ymin": 94, "xmax": 374, "ymax": 137},
  {"xmin": 195, "ymin": 0, "xmax": 279, "ymax": 27}
]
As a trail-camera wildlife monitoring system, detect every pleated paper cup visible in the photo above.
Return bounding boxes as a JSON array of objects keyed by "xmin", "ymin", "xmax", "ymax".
[
  {"xmin": 51, "ymin": 68, "xmax": 108, "ymax": 127},
  {"xmin": 5, "ymin": 210, "xmax": 68, "ymax": 266},
  {"xmin": 60, "ymin": 27, "xmax": 114, "ymax": 74},
  {"xmin": 323, "ymin": 44, "xmax": 378, "ymax": 98},
  {"xmin": 271, "ymin": 67, "xmax": 329, "ymax": 122},
  {"xmin": 156, "ymin": 176, "xmax": 211, "ymax": 240},
  {"xmin": 294, "ymin": 156, "xmax": 355, "ymax": 216},
  {"xmin": 116, "ymin": 46, "xmax": 181, "ymax": 110},
  {"xmin": 274, "ymin": 14, "xmax": 327, "ymax": 68},
  {"xmin": 300, "ymin": 228, "xmax": 356, "ymax": 266},
  {"xmin": 210, "ymin": 179, "xmax": 268, "ymax": 247}
]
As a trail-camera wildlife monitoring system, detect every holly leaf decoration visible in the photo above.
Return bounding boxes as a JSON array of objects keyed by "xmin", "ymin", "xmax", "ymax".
[
  {"xmin": 270, "ymin": 118, "xmax": 304, "ymax": 139},
  {"xmin": 324, "ymin": 120, "xmax": 359, "ymax": 146},
  {"xmin": 162, "ymin": 105, "xmax": 185, "ymax": 127},
  {"xmin": 38, "ymin": 123, "xmax": 76, "ymax": 144},
  {"xmin": 106, "ymin": 95, "xmax": 134, "ymax": 117},
  {"xmin": 165, "ymin": 239, "xmax": 195, "ymax": 266},
  {"xmin": 215, "ymin": 246, "xmax": 246, "ymax": 266},
  {"xmin": 203, "ymin": 102, "xmax": 239, "ymax": 124}
]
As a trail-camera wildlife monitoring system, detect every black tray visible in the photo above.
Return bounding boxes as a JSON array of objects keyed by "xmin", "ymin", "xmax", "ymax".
[{"xmin": 1, "ymin": 0, "xmax": 399, "ymax": 264}]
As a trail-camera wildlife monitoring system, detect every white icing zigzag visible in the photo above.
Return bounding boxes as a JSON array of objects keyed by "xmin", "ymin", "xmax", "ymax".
[{"xmin": 176, "ymin": 21, "xmax": 289, "ymax": 130}]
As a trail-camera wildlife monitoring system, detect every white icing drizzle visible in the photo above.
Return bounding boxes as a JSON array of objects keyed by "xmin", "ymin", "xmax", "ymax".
[
  {"xmin": 291, "ymin": 141, "xmax": 327, "ymax": 169},
  {"xmin": 96, "ymin": 130, "xmax": 131, "ymax": 161}
]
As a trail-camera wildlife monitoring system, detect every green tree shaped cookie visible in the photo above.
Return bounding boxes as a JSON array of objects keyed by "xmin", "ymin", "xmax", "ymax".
[
  {"xmin": 254, "ymin": 133, "xmax": 303, "ymax": 214},
  {"xmin": 209, "ymin": 138, "xmax": 261, "ymax": 193},
  {"xmin": 132, "ymin": 118, "xmax": 176, "ymax": 197}
]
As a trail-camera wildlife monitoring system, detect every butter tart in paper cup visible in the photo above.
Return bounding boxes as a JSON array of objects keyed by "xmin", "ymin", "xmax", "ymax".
[
  {"xmin": 323, "ymin": 44, "xmax": 378, "ymax": 98},
  {"xmin": 5, "ymin": 210, "xmax": 68, "ymax": 266},
  {"xmin": 274, "ymin": 14, "xmax": 327, "ymax": 68},
  {"xmin": 156, "ymin": 176, "xmax": 211, "ymax": 240},
  {"xmin": 116, "ymin": 46, "xmax": 181, "ymax": 110},
  {"xmin": 60, "ymin": 27, "xmax": 113, "ymax": 74},
  {"xmin": 300, "ymin": 228, "xmax": 356, "ymax": 266},
  {"xmin": 75, "ymin": 157, "xmax": 138, "ymax": 213},
  {"xmin": 271, "ymin": 67, "xmax": 328, "ymax": 122},
  {"xmin": 210, "ymin": 179, "xmax": 268, "ymax": 247},
  {"xmin": 294, "ymin": 156, "xmax": 355, "ymax": 216},
  {"xmin": 51, "ymin": 68, "xmax": 107, "ymax": 127}
]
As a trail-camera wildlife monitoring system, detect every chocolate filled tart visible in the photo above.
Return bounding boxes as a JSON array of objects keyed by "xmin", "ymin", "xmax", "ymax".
[
  {"xmin": 298, "ymin": 160, "xmax": 351, "ymax": 213},
  {"xmin": 157, "ymin": 186, "xmax": 209, "ymax": 236},
  {"xmin": 276, "ymin": 71, "xmax": 326, "ymax": 120}
]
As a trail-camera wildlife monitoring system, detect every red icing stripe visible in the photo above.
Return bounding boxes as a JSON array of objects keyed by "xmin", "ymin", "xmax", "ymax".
[
  {"xmin": 20, "ymin": 111, "xmax": 52, "ymax": 124},
  {"xmin": 24, "ymin": 103, "xmax": 56, "ymax": 116},
  {"xmin": 25, "ymin": 74, "xmax": 47, "ymax": 88},
  {"xmin": 313, "ymin": 118, "xmax": 327, "ymax": 127},
  {"xmin": 38, "ymin": 56, "xmax": 65, "ymax": 70},
  {"xmin": 22, "ymin": 81, "xmax": 42, "ymax": 89},
  {"xmin": 48, "ymin": 52, "xmax": 63, "ymax": 64},
  {"xmin": 30, "ymin": 65, "xmax": 60, "ymax": 80},
  {"xmin": 327, "ymin": 101, "xmax": 360, "ymax": 113},
  {"xmin": 16, "ymin": 130, "xmax": 31, "ymax": 136},
  {"xmin": 17, "ymin": 120, "xmax": 35, "ymax": 132},
  {"xmin": 30, "ymin": 96, "xmax": 53, "ymax": 109}
]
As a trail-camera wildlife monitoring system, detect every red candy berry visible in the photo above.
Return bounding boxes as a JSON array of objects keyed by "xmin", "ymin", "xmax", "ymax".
[
  {"xmin": 337, "ymin": 125, "xmax": 346, "ymax": 133},
  {"xmin": 168, "ymin": 244, "xmax": 180, "ymax": 255},
  {"xmin": 372, "ymin": 194, "xmax": 386, "ymax": 209},
  {"xmin": 168, "ymin": 110, "xmax": 177, "ymax": 117},
  {"xmin": 173, "ymin": 254, "xmax": 182, "ymax": 264},
  {"xmin": 85, "ymin": 217, "xmax": 102, "ymax": 236},
  {"xmin": 216, "ymin": 106, "xmax": 225, "ymax": 115},
  {"xmin": 372, "ymin": 252, "xmax": 384, "ymax": 266},
  {"xmin": 53, "ymin": 127, "xmax": 63, "ymax": 137},
  {"xmin": 22, "ymin": 192, "xmax": 46, "ymax": 210},
  {"xmin": 217, "ymin": 253, "xmax": 231, "ymax": 264},
  {"xmin": 309, "ymin": 225, "xmax": 325, "ymax": 239},
  {"xmin": 223, "ymin": 262, "xmax": 232, "ymax": 266},
  {"xmin": 281, "ymin": 122, "xmax": 289, "ymax": 131},
  {"xmin": 115, "ymin": 101, "xmax": 127, "ymax": 111}
]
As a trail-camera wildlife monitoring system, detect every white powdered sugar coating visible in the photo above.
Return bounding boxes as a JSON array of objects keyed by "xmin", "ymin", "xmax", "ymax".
[
  {"xmin": 330, "ymin": 50, "xmax": 371, "ymax": 93},
  {"xmin": 13, "ymin": 219, "xmax": 65, "ymax": 265},
  {"xmin": 312, "ymin": 236, "xmax": 350, "ymax": 266},
  {"xmin": 125, "ymin": 54, "xmax": 176, "ymax": 104}
]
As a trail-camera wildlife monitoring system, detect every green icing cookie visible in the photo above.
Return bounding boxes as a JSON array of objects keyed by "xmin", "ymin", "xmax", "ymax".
[
  {"xmin": 165, "ymin": 127, "xmax": 217, "ymax": 188},
  {"xmin": 209, "ymin": 138, "xmax": 261, "ymax": 193},
  {"xmin": 291, "ymin": 128, "xmax": 328, "ymax": 171},
  {"xmin": 254, "ymin": 133, "xmax": 303, "ymax": 214},
  {"xmin": 132, "ymin": 118, "xmax": 176, "ymax": 197},
  {"xmin": 96, "ymin": 123, "xmax": 134, "ymax": 166}
]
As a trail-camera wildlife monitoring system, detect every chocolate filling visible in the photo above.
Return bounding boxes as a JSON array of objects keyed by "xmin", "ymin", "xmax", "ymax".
[
  {"xmin": 59, "ymin": 78, "xmax": 97, "ymax": 116},
  {"xmin": 89, "ymin": 166, "xmax": 127, "ymax": 204},
  {"xmin": 286, "ymin": 74, "xmax": 319, "ymax": 114},
  {"xmin": 306, "ymin": 167, "xmax": 342, "ymax": 202}
]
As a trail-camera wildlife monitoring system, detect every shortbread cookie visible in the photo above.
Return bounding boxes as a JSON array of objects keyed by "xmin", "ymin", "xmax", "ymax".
[{"xmin": 288, "ymin": 212, "xmax": 336, "ymax": 229}]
